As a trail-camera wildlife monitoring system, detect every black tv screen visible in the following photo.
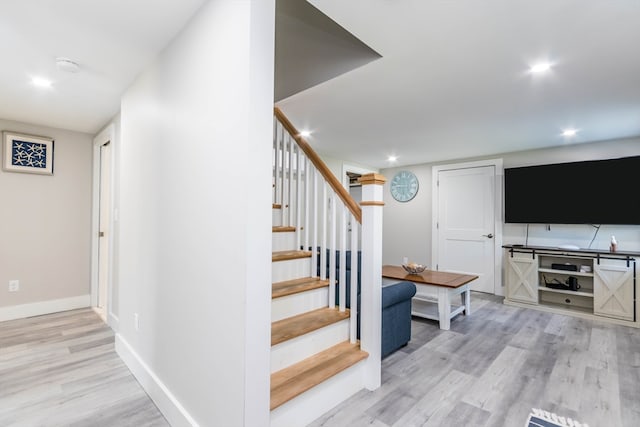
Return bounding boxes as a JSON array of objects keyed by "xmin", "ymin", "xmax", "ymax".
[{"xmin": 504, "ymin": 156, "xmax": 640, "ymax": 225}]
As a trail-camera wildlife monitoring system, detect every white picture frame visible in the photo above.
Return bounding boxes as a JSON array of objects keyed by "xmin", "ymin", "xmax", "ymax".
[{"xmin": 2, "ymin": 131, "xmax": 54, "ymax": 175}]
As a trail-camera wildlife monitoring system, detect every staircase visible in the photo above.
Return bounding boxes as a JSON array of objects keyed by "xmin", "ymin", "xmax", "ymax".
[{"xmin": 269, "ymin": 108, "xmax": 384, "ymax": 426}]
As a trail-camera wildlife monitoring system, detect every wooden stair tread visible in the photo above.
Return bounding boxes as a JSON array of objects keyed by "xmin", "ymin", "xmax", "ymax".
[
  {"xmin": 270, "ymin": 342, "xmax": 368, "ymax": 410},
  {"xmin": 272, "ymin": 226, "xmax": 296, "ymax": 233},
  {"xmin": 272, "ymin": 277, "xmax": 330, "ymax": 299},
  {"xmin": 271, "ymin": 307, "xmax": 349, "ymax": 346},
  {"xmin": 272, "ymin": 250, "xmax": 312, "ymax": 262}
]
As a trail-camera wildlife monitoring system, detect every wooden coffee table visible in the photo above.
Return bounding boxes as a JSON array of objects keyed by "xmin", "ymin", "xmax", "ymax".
[{"xmin": 382, "ymin": 265, "xmax": 479, "ymax": 330}]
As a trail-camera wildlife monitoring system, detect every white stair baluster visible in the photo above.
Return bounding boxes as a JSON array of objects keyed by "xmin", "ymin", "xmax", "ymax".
[
  {"xmin": 304, "ymin": 157, "xmax": 310, "ymax": 253},
  {"xmin": 287, "ymin": 133, "xmax": 294, "ymax": 227},
  {"xmin": 279, "ymin": 124, "xmax": 286, "ymax": 226},
  {"xmin": 339, "ymin": 202, "xmax": 347, "ymax": 313},
  {"xmin": 311, "ymin": 165, "xmax": 318, "ymax": 278},
  {"xmin": 295, "ymin": 145, "xmax": 302, "ymax": 250},
  {"xmin": 275, "ymin": 121, "xmax": 281, "ymax": 209},
  {"xmin": 272, "ymin": 116, "xmax": 277, "ymax": 205},
  {"xmin": 321, "ymin": 179, "xmax": 327, "ymax": 282},
  {"xmin": 350, "ymin": 213, "xmax": 358, "ymax": 343},
  {"xmin": 329, "ymin": 190, "xmax": 337, "ymax": 309}
]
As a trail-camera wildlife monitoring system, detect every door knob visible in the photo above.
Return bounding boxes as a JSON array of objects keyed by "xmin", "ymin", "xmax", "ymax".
[{"xmin": 482, "ymin": 233, "xmax": 494, "ymax": 239}]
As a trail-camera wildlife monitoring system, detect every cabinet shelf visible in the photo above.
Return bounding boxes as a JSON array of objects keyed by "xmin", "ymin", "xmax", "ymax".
[
  {"xmin": 538, "ymin": 268, "xmax": 593, "ymax": 277},
  {"xmin": 538, "ymin": 287, "xmax": 594, "ymax": 298}
]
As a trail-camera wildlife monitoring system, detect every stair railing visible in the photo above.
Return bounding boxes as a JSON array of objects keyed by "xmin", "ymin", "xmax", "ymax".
[{"xmin": 273, "ymin": 107, "xmax": 384, "ymax": 390}]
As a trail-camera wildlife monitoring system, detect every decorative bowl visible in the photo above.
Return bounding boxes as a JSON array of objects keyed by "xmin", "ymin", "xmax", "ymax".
[{"xmin": 402, "ymin": 263, "xmax": 426, "ymax": 274}]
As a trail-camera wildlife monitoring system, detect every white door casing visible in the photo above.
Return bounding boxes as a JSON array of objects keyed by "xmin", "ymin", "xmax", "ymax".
[
  {"xmin": 432, "ymin": 159, "xmax": 503, "ymax": 295},
  {"xmin": 91, "ymin": 124, "xmax": 116, "ymax": 326},
  {"xmin": 98, "ymin": 143, "xmax": 111, "ymax": 310}
]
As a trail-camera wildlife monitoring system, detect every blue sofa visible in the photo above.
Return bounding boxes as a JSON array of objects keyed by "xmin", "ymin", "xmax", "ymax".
[{"xmin": 318, "ymin": 250, "xmax": 417, "ymax": 358}]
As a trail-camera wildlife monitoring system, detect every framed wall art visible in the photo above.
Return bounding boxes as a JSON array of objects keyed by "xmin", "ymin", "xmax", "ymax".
[{"xmin": 2, "ymin": 131, "xmax": 54, "ymax": 175}]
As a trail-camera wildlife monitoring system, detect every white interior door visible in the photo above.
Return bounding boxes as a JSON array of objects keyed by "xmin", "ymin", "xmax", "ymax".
[
  {"xmin": 435, "ymin": 165, "xmax": 496, "ymax": 294},
  {"xmin": 98, "ymin": 142, "xmax": 111, "ymax": 311}
]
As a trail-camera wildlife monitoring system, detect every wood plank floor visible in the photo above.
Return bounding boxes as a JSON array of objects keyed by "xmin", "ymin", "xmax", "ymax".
[
  {"xmin": 0, "ymin": 308, "xmax": 168, "ymax": 427},
  {"xmin": 310, "ymin": 293, "xmax": 640, "ymax": 427},
  {"xmin": 5, "ymin": 296, "xmax": 639, "ymax": 427}
]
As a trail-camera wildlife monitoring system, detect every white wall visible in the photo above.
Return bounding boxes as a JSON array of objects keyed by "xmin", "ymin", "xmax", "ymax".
[
  {"xmin": 117, "ymin": 1, "xmax": 274, "ymax": 426},
  {"xmin": 0, "ymin": 119, "xmax": 92, "ymax": 320},
  {"xmin": 380, "ymin": 162, "xmax": 433, "ymax": 266},
  {"xmin": 381, "ymin": 137, "xmax": 640, "ymax": 268}
]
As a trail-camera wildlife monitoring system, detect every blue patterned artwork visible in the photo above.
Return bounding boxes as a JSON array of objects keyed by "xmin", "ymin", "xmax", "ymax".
[
  {"xmin": 11, "ymin": 140, "xmax": 48, "ymax": 168},
  {"xmin": 2, "ymin": 131, "xmax": 54, "ymax": 175}
]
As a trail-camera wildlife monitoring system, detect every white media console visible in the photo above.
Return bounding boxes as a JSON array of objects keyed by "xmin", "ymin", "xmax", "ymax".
[{"xmin": 503, "ymin": 244, "xmax": 638, "ymax": 327}]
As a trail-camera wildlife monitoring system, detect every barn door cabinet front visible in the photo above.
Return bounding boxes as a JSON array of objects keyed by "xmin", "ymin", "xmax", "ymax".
[
  {"xmin": 506, "ymin": 253, "xmax": 538, "ymax": 304},
  {"xmin": 593, "ymin": 260, "xmax": 635, "ymax": 321}
]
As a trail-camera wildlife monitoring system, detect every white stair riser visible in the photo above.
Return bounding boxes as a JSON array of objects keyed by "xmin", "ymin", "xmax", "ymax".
[
  {"xmin": 272, "ymin": 208, "xmax": 281, "ymax": 227},
  {"xmin": 272, "ymin": 288, "xmax": 328, "ymax": 322},
  {"xmin": 272, "ymin": 232, "xmax": 296, "ymax": 252},
  {"xmin": 271, "ymin": 207, "xmax": 296, "ymax": 227},
  {"xmin": 271, "ymin": 319, "xmax": 349, "ymax": 373},
  {"xmin": 272, "ymin": 258, "xmax": 312, "ymax": 283},
  {"xmin": 270, "ymin": 360, "xmax": 365, "ymax": 427}
]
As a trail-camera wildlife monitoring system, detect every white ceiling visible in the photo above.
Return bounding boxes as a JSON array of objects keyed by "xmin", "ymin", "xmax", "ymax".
[
  {"xmin": 2, "ymin": 0, "xmax": 638, "ymax": 166},
  {"xmin": 0, "ymin": 0, "xmax": 205, "ymax": 134},
  {"xmin": 277, "ymin": 0, "xmax": 640, "ymax": 168}
]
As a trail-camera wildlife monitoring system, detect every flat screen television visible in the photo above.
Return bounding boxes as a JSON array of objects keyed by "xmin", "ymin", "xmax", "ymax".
[{"xmin": 504, "ymin": 155, "xmax": 640, "ymax": 225}]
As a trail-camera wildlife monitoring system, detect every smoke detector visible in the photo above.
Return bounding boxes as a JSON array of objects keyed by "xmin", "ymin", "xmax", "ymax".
[{"xmin": 56, "ymin": 57, "xmax": 80, "ymax": 73}]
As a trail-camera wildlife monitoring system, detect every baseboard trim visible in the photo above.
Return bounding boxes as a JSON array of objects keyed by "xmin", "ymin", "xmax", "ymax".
[
  {"xmin": 115, "ymin": 334, "xmax": 199, "ymax": 427},
  {"xmin": 108, "ymin": 312, "xmax": 120, "ymax": 330},
  {"xmin": 0, "ymin": 295, "xmax": 90, "ymax": 322}
]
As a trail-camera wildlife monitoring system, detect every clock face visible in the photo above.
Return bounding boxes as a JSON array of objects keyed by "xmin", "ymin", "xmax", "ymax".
[{"xmin": 390, "ymin": 171, "xmax": 419, "ymax": 202}]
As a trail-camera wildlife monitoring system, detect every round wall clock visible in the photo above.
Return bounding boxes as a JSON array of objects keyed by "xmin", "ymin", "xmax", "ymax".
[{"xmin": 390, "ymin": 170, "xmax": 419, "ymax": 202}]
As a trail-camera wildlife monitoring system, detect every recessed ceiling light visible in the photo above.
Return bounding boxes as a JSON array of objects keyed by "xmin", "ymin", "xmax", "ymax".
[
  {"xmin": 31, "ymin": 77, "xmax": 52, "ymax": 88},
  {"xmin": 529, "ymin": 62, "xmax": 552, "ymax": 73},
  {"xmin": 387, "ymin": 156, "xmax": 397, "ymax": 162},
  {"xmin": 562, "ymin": 129, "xmax": 578, "ymax": 137},
  {"xmin": 299, "ymin": 130, "xmax": 311, "ymax": 138}
]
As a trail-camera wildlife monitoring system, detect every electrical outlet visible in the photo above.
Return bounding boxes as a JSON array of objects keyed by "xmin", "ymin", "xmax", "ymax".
[
  {"xmin": 134, "ymin": 313, "xmax": 140, "ymax": 331},
  {"xmin": 8, "ymin": 280, "xmax": 19, "ymax": 292}
]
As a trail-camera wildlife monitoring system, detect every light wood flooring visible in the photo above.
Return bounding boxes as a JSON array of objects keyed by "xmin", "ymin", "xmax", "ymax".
[
  {"xmin": 0, "ymin": 308, "xmax": 168, "ymax": 427},
  {"xmin": 310, "ymin": 293, "xmax": 640, "ymax": 427},
  {"xmin": 3, "ymin": 296, "xmax": 639, "ymax": 427}
]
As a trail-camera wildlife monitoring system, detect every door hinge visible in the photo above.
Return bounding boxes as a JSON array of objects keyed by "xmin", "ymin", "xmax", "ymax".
[
  {"xmin": 437, "ymin": 222, "xmax": 439, "ymax": 229},
  {"xmin": 436, "ymin": 264, "xmax": 439, "ymax": 271}
]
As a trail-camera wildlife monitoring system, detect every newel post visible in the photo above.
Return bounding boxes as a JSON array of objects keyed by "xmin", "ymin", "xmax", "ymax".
[{"xmin": 358, "ymin": 173, "xmax": 386, "ymax": 390}]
